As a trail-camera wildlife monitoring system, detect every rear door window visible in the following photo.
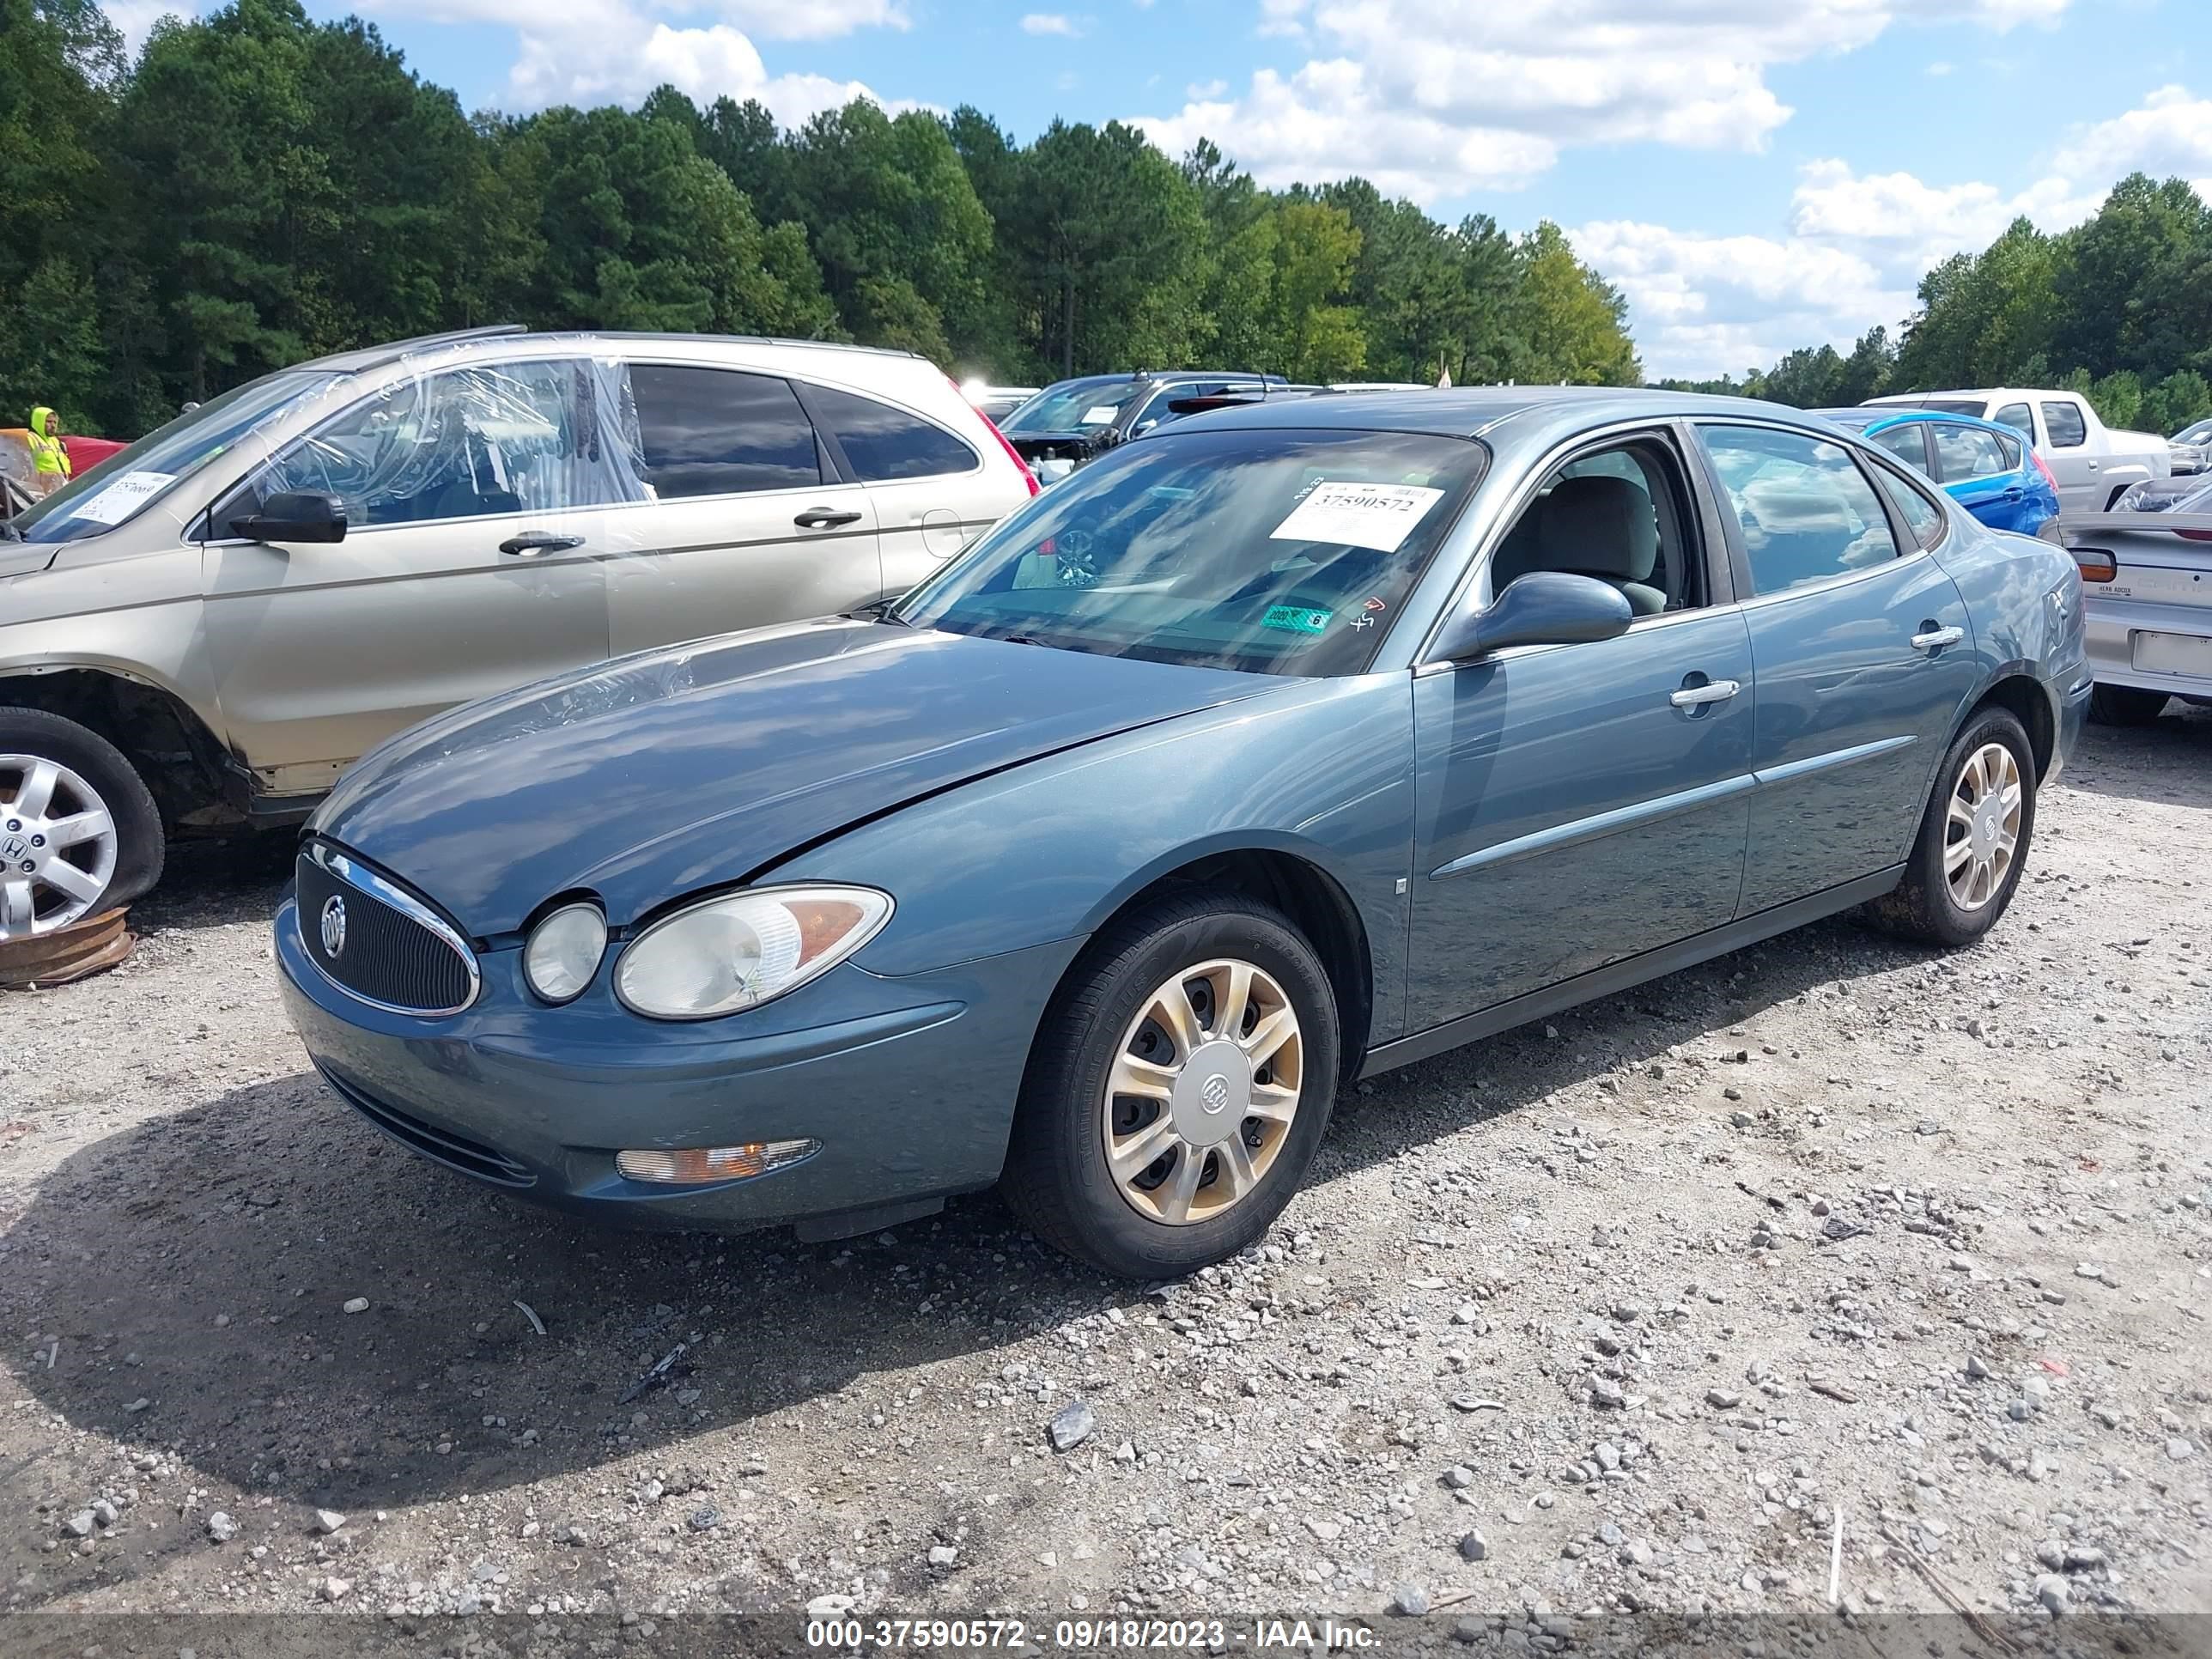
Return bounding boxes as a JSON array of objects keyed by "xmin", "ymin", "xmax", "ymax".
[
  {"xmin": 1929, "ymin": 423, "xmax": 2011, "ymax": 482},
  {"xmin": 1698, "ymin": 424, "xmax": 1903, "ymax": 594},
  {"xmin": 1992, "ymin": 402, "xmax": 2033, "ymax": 439},
  {"xmin": 1871, "ymin": 463, "xmax": 1946, "ymax": 549},
  {"xmin": 629, "ymin": 365, "xmax": 823, "ymax": 497},
  {"xmin": 2041, "ymin": 400, "xmax": 2087, "ymax": 448},
  {"xmin": 808, "ymin": 385, "xmax": 977, "ymax": 482}
]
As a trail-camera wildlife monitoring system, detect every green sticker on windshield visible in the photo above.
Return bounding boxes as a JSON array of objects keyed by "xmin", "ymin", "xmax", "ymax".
[{"xmin": 1262, "ymin": 604, "xmax": 1331, "ymax": 635}]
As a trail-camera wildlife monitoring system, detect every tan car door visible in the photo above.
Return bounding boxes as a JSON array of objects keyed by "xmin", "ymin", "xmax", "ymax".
[
  {"xmin": 603, "ymin": 362, "xmax": 881, "ymax": 656},
  {"xmin": 199, "ymin": 357, "xmax": 619, "ymax": 799},
  {"xmin": 799, "ymin": 380, "xmax": 995, "ymax": 597}
]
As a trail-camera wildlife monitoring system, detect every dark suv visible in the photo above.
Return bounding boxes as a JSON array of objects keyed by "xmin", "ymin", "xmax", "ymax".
[{"xmin": 998, "ymin": 371, "xmax": 1316, "ymax": 483}]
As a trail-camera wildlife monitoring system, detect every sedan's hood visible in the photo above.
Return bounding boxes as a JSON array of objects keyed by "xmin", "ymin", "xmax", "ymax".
[{"xmin": 313, "ymin": 620, "xmax": 1268, "ymax": 936}]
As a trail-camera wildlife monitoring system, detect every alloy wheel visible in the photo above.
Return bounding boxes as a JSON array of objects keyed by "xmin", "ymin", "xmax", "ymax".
[
  {"xmin": 0, "ymin": 755, "xmax": 120, "ymax": 939},
  {"xmin": 1100, "ymin": 957, "xmax": 1303, "ymax": 1226},
  {"xmin": 1942, "ymin": 741, "xmax": 2022, "ymax": 912}
]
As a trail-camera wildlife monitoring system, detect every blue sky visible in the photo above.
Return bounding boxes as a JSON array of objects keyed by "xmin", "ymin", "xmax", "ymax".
[{"xmin": 112, "ymin": 0, "xmax": 2212, "ymax": 377}]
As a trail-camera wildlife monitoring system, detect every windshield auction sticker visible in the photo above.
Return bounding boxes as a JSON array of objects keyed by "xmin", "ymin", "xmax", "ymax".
[
  {"xmin": 1261, "ymin": 604, "xmax": 1332, "ymax": 634},
  {"xmin": 1270, "ymin": 480, "xmax": 1445, "ymax": 553},
  {"xmin": 72, "ymin": 471, "xmax": 175, "ymax": 526}
]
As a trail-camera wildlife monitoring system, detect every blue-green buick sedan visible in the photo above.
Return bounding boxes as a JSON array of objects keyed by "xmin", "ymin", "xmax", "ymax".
[{"xmin": 277, "ymin": 387, "xmax": 2091, "ymax": 1279}]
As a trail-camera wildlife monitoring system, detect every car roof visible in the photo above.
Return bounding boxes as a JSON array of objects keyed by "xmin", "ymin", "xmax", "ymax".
[
  {"xmin": 300, "ymin": 325, "xmax": 927, "ymax": 377},
  {"xmin": 1814, "ymin": 406, "xmax": 2021, "ymax": 434},
  {"xmin": 1171, "ymin": 384, "xmax": 1809, "ymax": 440}
]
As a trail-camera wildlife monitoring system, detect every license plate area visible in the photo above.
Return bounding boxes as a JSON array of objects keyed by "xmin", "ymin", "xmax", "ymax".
[{"xmin": 2131, "ymin": 630, "xmax": 2212, "ymax": 678}]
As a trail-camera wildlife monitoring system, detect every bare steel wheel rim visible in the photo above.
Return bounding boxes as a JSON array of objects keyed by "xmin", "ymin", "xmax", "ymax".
[
  {"xmin": 0, "ymin": 755, "xmax": 119, "ymax": 941},
  {"xmin": 1101, "ymin": 957, "xmax": 1303, "ymax": 1226},
  {"xmin": 1943, "ymin": 741, "xmax": 2022, "ymax": 913}
]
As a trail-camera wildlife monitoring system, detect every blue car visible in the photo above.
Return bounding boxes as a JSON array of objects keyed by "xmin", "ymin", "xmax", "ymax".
[
  {"xmin": 1815, "ymin": 407, "xmax": 2060, "ymax": 538},
  {"xmin": 277, "ymin": 389, "xmax": 2090, "ymax": 1279}
]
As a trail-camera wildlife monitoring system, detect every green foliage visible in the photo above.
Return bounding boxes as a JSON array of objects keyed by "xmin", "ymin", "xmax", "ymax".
[{"xmin": 0, "ymin": 0, "xmax": 1644, "ymax": 437}]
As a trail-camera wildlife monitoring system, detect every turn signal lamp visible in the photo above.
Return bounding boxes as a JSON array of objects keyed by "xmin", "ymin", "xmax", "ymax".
[{"xmin": 616, "ymin": 1139, "xmax": 820, "ymax": 1185}]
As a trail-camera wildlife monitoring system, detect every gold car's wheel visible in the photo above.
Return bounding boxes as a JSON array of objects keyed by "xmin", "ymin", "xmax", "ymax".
[
  {"xmin": 0, "ymin": 754, "xmax": 119, "ymax": 937},
  {"xmin": 0, "ymin": 710, "xmax": 162, "ymax": 945},
  {"xmin": 1102, "ymin": 957, "xmax": 1304, "ymax": 1226},
  {"xmin": 1942, "ymin": 741, "xmax": 2022, "ymax": 913},
  {"xmin": 1002, "ymin": 890, "xmax": 1339, "ymax": 1279}
]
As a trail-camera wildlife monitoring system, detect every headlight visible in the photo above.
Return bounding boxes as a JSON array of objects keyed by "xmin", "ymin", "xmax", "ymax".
[
  {"xmin": 524, "ymin": 902, "xmax": 607, "ymax": 1004},
  {"xmin": 614, "ymin": 884, "xmax": 892, "ymax": 1021}
]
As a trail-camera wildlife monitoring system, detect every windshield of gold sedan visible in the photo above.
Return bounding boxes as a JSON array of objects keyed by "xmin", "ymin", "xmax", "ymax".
[{"xmin": 896, "ymin": 427, "xmax": 1487, "ymax": 675}]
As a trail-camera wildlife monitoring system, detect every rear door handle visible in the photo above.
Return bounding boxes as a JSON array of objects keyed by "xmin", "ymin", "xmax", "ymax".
[
  {"xmin": 1669, "ymin": 678, "xmax": 1741, "ymax": 708},
  {"xmin": 1911, "ymin": 625, "xmax": 1965, "ymax": 651},
  {"xmin": 794, "ymin": 507, "xmax": 864, "ymax": 529},
  {"xmin": 499, "ymin": 532, "xmax": 585, "ymax": 557}
]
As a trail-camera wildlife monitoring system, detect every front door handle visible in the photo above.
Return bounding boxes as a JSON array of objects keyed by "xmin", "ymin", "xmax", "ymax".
[
  {"xmin": 499, "ymin": 532, "xmax": 584, "ymax": 557},
  {"xmin": 794, "ymin": 507, "xmax": 864, "ymax": 530},
  {"xmin": 1669, "ymin": 678, "xmax": 1741, "ymax": 708},
  {"xmin": 1911, "ymin": 625, "xmax": 1966, "ymax": 651}
]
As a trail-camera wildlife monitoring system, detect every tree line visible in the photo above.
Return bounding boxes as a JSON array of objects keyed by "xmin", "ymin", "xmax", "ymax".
[
  {"xmin": 1659, "ymin": 175, "xmax": 2212, "ymax": 436},
  {"xmin": 1, "ymin": 0, "xmax": 1644, "ymax": 441}
]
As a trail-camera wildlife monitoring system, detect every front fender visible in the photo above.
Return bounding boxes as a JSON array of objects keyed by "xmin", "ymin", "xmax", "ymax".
[{"xmin": 770, "ymin": 672, "xmax": 1418, "ymax": 1044}]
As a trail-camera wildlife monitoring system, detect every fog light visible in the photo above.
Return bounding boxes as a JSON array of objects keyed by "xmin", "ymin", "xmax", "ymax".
[{"xmin": 616, "ymin": 1139, "xmax": 819, "ymax": 1184}]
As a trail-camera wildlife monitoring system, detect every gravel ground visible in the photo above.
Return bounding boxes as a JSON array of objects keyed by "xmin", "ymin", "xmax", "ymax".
[{"xmin": 1, "ymin": 712, "xmax": 2208, "ymax": 1653}]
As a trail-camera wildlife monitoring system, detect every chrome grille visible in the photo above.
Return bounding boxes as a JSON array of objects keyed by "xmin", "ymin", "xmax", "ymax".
[{"xmin": 295, "ymin": 841, "xmax": 477, "ymax": 1016}]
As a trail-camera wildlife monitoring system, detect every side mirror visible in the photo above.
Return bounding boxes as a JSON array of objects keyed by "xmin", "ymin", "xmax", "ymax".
[
  {"xmin": 1431, "ymin": 570, "xmax": 1634, "ymax": 663},
  {"xmin": 230, "ymin": 491, "xmax": 347, "ymax": 544}
]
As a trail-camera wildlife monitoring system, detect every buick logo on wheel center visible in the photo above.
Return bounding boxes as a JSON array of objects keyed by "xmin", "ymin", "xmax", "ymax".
[
  {"xmin": 1200, "ymin": 1073, "xmax": 1231, "ymax": 1114},
  {"xmin": 319, "ymin": 894, "xmax": 349, "ymax": 958}
]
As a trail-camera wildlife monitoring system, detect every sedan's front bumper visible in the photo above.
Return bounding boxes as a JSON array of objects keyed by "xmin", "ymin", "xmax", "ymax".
[{"xmin": 276, "ymin": 896, "xmax": 1083, "ymax": 1234}]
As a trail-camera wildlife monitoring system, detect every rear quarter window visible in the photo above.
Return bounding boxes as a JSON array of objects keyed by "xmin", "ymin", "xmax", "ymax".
[{"xmin": 810, "ymin": 385, "xmax": 978, "ymax": 482}]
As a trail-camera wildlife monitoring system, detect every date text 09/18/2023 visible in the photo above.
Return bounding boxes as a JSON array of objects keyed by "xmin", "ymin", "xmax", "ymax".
[{"xmin": 801, "ymin": 1617, "xmax": 1382, "ymax": 1650}]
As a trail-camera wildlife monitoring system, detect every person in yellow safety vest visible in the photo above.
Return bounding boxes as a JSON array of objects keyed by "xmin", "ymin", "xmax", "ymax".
[{"xmin": 27, "ymin": 406, "xmax": 73, "ymax": 498}]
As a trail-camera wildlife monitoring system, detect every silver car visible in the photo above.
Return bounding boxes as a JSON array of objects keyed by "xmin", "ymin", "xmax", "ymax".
[
  {"xmin": 0, "ymin": 326, "xmax": 1036, "ymax": 939},
  {"xmin": 2063, "ymin": 479, "xmax": 2212, "ymax": 724}
]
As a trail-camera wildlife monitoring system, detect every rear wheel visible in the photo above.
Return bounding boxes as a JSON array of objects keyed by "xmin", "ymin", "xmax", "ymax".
[
  {"xmin": 1869, "ymin": 706, "xmax": 2034, "ymax": 947},
  {"xmin": 1000, "ymin": 890, "xmax": 1339, "ymax": 1279},
  {"xmin": 2087, "ymin": 684, "xmax": 2168, "ymax": 726},
  {"xmin": 0, "ymin": 708, "xmax": 163, "ymax": 941}
]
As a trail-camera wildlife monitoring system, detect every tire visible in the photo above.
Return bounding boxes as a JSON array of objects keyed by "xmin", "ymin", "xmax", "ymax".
[
  {"xmin": 1000, "ymin": 890, "xmax": 1340, "ymax": 1279},
  {"xmin": 0, "ymin": 708, "xmax": 164, "ymax": 940},
  {"xmin": 2087, "ymin": 684, "xmax": 2168, "ymax": 726},
  {"xmin": 1868, "ymin": 706, "xmax": 2035, "ymax": 948}
]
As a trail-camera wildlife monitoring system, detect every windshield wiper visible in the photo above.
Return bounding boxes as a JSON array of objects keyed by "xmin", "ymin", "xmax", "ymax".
[{"xmin": 843, "ymin": 599, "xmax": 911, "ymax": 626}]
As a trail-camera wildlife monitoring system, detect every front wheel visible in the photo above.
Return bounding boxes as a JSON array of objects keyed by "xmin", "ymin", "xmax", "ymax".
[
  {"xmin": 1868, "ymin": 706, "xmax": 2035, "ymax": 947},
  {"xmin": 1001, "ymin": 890, "xmax": 1340, "ymax": 1279},
  {"xmin": 2087, "ymin": 684, "xmax": 2168, "ymax": 726},
  {"xmin": 0, "ymin": 708, "xmax": 164, "ymax": 941}
]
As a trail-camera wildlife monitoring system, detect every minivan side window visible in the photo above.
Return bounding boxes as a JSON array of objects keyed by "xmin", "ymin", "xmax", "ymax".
[
  {"xmin": 1992, "ymin": 402, "xmax": 2033, "ymax": 438},
  {"xmin": 629, "ymin": 365, "xmax": 822, "ymax": 497},
  {"xmin": 808, "ymin": 385, "xmax": 978, "ymax": 482},
  {"xmin": 1700, "ymin": 424, "xmax": 1902, "ymax": 595},
  {"xmin": 242, "ymin": 359, "xmax": 635, "ymax": 527},
  {"xmin": 2041, "ymin": 400, "xmax": 2087, "ymax": 448}
]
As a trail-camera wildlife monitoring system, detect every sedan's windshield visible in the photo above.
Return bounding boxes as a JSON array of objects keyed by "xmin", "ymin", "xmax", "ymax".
[
  {"xmin": 896, "ymin": 427, "xmax": 1486, "ymax": 675},
  {"xmin": 9, "ymin": 369, "xmax": 346, "ymax": 544},
  {"xmin": 1000, "ymin": 380, "xmax": 1148, "ymax": 436}
]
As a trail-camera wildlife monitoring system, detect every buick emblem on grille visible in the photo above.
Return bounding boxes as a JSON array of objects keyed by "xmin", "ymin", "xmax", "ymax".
[{"xmin": 319, "ymin": 894, "xmax": 349, "ymax": 958}]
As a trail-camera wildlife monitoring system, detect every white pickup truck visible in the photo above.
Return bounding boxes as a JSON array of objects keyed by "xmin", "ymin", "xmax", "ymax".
[{"xmin": 1866, "ymin": 386, "xmax": 2170, "ymax": 514}]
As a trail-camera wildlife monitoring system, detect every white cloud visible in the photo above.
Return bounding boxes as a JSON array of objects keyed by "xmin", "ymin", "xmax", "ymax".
[
  {"xmin": 1020, "ymin": 12, "xmax": 1085, "ymax": 36},
  {"xmin": 106, "ymin": 0, "xmax": 185, "ymax": 56},
  {"xmin": 1586, "ymin": 82, "xmax": 2212, "ymax": 379},
  {"xmin": 1926, "ymin": 60, "xmax": 1954, "ymax": 76},
  {"xmin": 1571, "ymin": 219, "xmax": 1911, "ymax": 380},
  {"xmin": 1130, "ymin": 0, "xmax": 2072, "ymax": 202},
  {"xmin": 362, "ymin": 0, "xmax": 903, "ymax": 114},
  {"xmin": 2051, "ymin": 84, "xmax": 2212, "ymax": 197},
  {"xmin": 1186, "ymin": 77, "xmax": 1228, "ymax": 99}
]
